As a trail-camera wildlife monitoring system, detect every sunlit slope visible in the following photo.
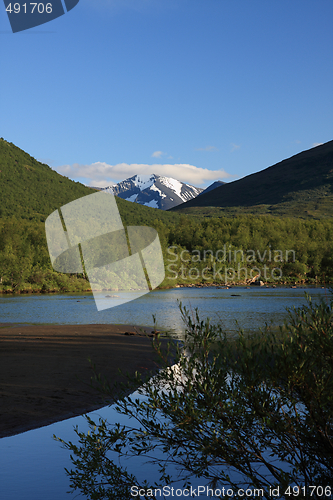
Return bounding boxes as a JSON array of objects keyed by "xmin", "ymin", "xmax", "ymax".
[
  {"xmin": 172, "ymin": 141, "xmax": 333, "ymax": 218},
  {"xmin": 0, "ymin": 138, "xmax": 96, "ymax": 221},
  {"xmin": 0, "ymin": 138, "xmax": 182, "ymax": 225}
]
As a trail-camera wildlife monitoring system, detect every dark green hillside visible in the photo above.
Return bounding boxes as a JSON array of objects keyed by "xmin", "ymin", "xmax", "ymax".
[
  {"xmin": 0, "ymin": 139, "xmax": 332, "ymax": 293},
  {"xmin": 0, "ymin": 138, "xmax": 97, "ymax": 221},
  {"xmin": 0, "ymin": 139, "xmax": 185, "ymax": 293},
  {"xmin": 0, "ymin": 138, "xmax": 185, "ymax": 227},
  {"xmin": 173, "ymin": 141, "xmax": 333, "ymax": 218}
]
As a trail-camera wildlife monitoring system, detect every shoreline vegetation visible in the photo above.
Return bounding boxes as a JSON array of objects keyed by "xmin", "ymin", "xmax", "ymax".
[
  {"xmin": 0, "ymin": 279, "xmax": 331, "ymax": 295},
  {"xmin": 57, "ymin": 296, "xmax": 333, "ymax": 494},
  {"xmin": 0, "ymin": 271, "xmax": 331, "ymax": 294},
  {"xmin": 1, "ymin": 215, "xmax": 332, "ymax": 294}
]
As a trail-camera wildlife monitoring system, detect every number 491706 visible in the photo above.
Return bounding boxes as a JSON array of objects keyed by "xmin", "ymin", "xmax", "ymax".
[
  {"xmin": 6, "ymin": 3, "xmax": 53, "ymax": 14},
  {"xmin": 284, "ymin": 486, "xmax": 332, "ymax": 497}
]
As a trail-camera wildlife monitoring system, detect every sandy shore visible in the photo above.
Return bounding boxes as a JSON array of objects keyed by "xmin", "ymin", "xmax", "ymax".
[{"xmin": 0, "ymin": 323, "xmax": 168, "ymax": 438}]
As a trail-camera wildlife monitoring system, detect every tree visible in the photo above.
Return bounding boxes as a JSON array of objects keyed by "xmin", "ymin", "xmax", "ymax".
[{"xmin": 56, "ymin": 294, "xmax": 333, "ymax": 499}]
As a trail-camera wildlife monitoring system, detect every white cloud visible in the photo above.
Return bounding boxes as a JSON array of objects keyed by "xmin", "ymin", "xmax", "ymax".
[
  {"xmin": 230, "ymin": 143, "xmax": 240, "ymax": 152},
  {"xmin": 89, "ymin": 179, "xmax": 116, "ymax": 188},
  {"xmin": 195, "ymin": 145, "xmax": 218, "ymax": 152},
  {"xmin": 312, "ymin": 142, "xmax": 323, "ymax": 147},
  {"xmin": 55, "ymin": 162, "xmax": 233, "ymax": 187},
  {"xmin": 151, "ymin": 151, "xmax": 164, "ymax": 158}
]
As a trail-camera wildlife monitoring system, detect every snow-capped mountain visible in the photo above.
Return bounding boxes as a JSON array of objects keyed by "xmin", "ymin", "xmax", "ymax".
[{"xmin": 101, "ymin": 174, "xmax": 203, "ymax": 210}]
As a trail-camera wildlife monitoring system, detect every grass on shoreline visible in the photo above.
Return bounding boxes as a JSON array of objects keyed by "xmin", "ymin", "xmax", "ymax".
[{"xmin": 0, "ymin": 275, "xmax": 331, "ymax": 295}]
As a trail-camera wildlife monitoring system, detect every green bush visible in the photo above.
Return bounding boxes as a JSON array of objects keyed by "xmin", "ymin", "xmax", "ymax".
[{"xmin": 56, "ymin": 293, "xmax": 333, "ymax": 498}]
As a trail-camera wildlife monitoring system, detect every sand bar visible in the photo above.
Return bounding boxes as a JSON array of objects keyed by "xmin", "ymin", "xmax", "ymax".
[{"xmin": 0, "ymin": 323, "xmax": 168, "ymax": 438}]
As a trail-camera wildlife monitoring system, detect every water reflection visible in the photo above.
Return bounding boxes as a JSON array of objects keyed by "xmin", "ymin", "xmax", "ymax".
[
  {"xmin": 0, "ymin": 286, "xmax": 327, "ymax": 336},
  {"xmin": 0, "ymin": 287, "xmax": 328, "ymax": 499},
  {"xmin": 2, "ymin": 390, "xmax": 229, "ymax": 500},
  {"xmin": 0, "ymin": 383, "xmax": 293, "ymax": 499}
]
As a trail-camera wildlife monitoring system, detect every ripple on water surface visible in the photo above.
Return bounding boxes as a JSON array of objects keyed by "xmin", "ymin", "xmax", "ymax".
[{"xmin": 0, "ymin": 286, "xmax": 328, "ymax": 336}]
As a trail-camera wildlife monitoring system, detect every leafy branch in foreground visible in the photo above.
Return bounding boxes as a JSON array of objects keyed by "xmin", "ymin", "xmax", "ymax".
[{"xmin": 55, "ymin": 294, "xmax": 333, "ymax": 499}]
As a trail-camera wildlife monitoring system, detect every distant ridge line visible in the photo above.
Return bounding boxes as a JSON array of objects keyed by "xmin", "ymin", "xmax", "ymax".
[{"xmin": 171, "ymin": 141, "xmax": 333, "ymax": 218}]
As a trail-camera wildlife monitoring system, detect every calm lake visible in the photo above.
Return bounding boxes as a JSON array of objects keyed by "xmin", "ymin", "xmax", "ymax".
[
  {"xmin": 0, "ymin": 285, "xmax": 328, "ymax": 334},
  {"xmin": 0, "ymin": 286, "xmax": 329, "ymax": 499}
]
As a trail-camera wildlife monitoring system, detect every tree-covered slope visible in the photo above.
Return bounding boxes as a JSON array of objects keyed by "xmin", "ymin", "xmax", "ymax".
[
  {"xmin": 0, "ymin": 138, "xmax": 185, "ymax": 227},
  {"xmin": 0, "ymin": 138, "xmax": 98, "ymax": 221},
  {"xmin": 0, "ymin": 139, "xmax": 332, "ymax": 293},
  {"xmin": 173, "ymin": 141, "xmax": 333, "ymax": 218}
]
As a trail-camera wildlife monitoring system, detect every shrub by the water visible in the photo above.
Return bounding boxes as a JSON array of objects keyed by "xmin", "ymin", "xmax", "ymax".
[{"xmin": 56, "ymin": 292, "xmax": 333, "ymax": 499}]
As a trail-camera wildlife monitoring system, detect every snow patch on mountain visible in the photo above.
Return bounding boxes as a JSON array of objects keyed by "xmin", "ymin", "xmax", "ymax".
[
  {"xmin": 132, "ymin": 175, "xmax": 155, "ymax": 190},
  {"xmin": 159, "ymin": 176, "xmax": 183, "ymax": 198},
  {"xmin": 101, "ymin": 173, "xmax": 203, "ymax": 210},
  {"xmin": 150, "ymin": 183, "xmax": 167, "ymax": 198}
]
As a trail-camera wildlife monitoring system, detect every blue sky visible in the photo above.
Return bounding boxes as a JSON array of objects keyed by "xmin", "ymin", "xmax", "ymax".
[{"xmin": 1, "ymin": 0, "xmax": 332, "ymax": 188}]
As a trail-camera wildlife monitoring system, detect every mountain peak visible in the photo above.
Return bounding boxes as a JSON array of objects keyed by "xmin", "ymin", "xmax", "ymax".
[{"xmin": 101, "ymin": 174, "xmax": 203, "ymax": 210}]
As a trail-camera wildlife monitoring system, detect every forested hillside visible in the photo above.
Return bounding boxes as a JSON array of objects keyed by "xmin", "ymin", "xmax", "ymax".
[
  {"xmin": 173, "ymin": 141, "xmax": 333, "ymax": 218},
  {"xmin": 0, "ymin": 139, "xmax": 332, "ymax": 293},
  {"xmin": 0, "ymin": 138, "xmax": 96, "ymax": 221},
  {"xmin": 0, "ymin": 138, "xmax": 187, "ymax": 225},
  {"xmin": 1, "ymin": 215, "xmax": 332, "ymax": 293}
]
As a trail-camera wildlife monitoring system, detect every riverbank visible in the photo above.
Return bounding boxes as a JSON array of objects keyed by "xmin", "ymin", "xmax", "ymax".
[
  {"xmin": 0, "ymin": 323, "xmax": 168, "ymax": 439},
  {"xmin": 0, "ymin": 276, "xmax": 331, "ymax": 294}
]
